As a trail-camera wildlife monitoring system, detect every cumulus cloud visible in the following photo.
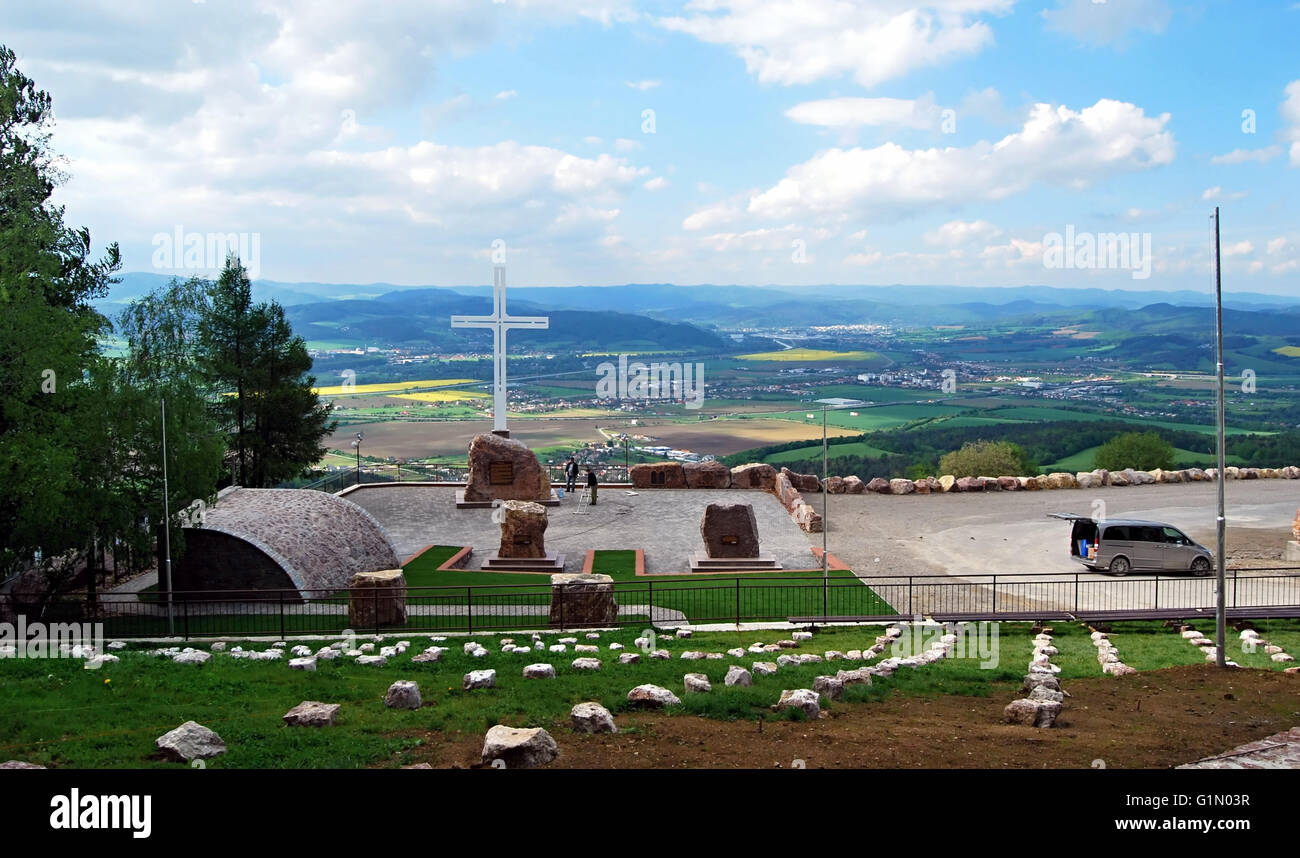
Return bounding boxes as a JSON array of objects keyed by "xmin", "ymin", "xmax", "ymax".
[
  {"xmin": 1282, "ymin": 79, "xmax": 1300, "ymax": 166},
  {"xmin": 1209, "ymin": 146, "xmax": 1282, "ymax": 165},
  {"xmin": 785, "ymin": 94, "xmax": 944, "ymax": 130},
  {"xmin": 923, "ymin": 219, "xmax": 1002, "ymax": 246},
  {"xmin": 699, "ymin": 99, "xmax": 1175, "ymax": 224},
  {"xmin": 1042, "ymin": 0, "xmax": 1172, "ymax": 47},
  {"xmin": 625, "ymin": 79, "xmax": 661, "ymax": 91},
  {"xmin": 657, "ymin": 0, "xmax": 1015, "ymax": 88}
]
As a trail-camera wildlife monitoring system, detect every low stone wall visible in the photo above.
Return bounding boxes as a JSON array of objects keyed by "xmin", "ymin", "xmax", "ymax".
[{"xmin": 623, "ymin": 459, "xmax": 1297, "ymax": 533}]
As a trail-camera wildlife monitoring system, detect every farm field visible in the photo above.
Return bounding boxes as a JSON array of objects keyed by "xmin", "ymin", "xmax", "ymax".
[
  {"xmin": 765, "ymin": 440, "xmax": 894, "ymax": 464},
  {"xmin": 736, "ymin": 348, "xmax": 889, "ymax": 364},
  {"xmin": 313, "ymin": 378, "xmax": 479, "ymax": 397},
  {"xmin": 1047, "ymin": 445, "xmax": 1247, "ymax": 472}
]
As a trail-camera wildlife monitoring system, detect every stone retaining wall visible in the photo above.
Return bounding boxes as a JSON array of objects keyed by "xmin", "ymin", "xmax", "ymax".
[{"xmin": 622, "ymin": 461, "xmax": 1299, "ymax": 534}]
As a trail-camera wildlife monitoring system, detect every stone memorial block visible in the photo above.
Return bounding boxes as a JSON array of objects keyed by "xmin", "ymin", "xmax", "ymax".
[
  {"xmin": 464, "ymin": 433, "xmax": 551, "ymax": 502},
  {"xmin": 349, "ymin": 569, "xmax": 407, "ymax": 628},
  {"xmin": 630, "ymin": 462, "xmax": 686, "ymax": 488},
  {"xmin": 700, "ymin": 503, "xmax": 761, "ymax": 558},
  {"xmin": 683, "ymin": 460, "xmax": 731, "ymax": 489},
  {"xmin": 499, "ymin": 500, "xmax": 548, "ymax": 559},
  {"xmin": 549, "ymin": 573, "xmax": 618, "ymax": 628}
]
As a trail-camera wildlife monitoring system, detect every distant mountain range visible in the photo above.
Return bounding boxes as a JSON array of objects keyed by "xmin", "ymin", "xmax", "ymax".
[{"xmin": 99, "ymin": 272, "xmax": 1300, "ymax": 353}]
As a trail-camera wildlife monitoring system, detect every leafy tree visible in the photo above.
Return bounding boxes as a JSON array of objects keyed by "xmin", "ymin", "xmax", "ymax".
[
  {"xmin": 198, "ymin": 255, "xmax": 335, "ymax": 486},
  {"xmin": 0, "ymin": 45, "xmax": 120, "ymax": 585},
  {"xmin": 938, "ymin": 440, "xmax": 1033, "ymax": 478},
  {"xmin": 1094, "ymin": 431, "xmax": 1174, "ymax": 472}
]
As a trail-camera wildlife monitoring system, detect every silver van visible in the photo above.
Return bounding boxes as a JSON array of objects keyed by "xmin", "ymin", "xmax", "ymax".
[{"xmin": 1048, "ymin": 514, "xmax": 1214, "ymax": 576}]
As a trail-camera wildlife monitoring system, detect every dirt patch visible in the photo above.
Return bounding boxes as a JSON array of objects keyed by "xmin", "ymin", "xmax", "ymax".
[{"xmin": 388, "ymin": 665, "xmax": 1300, "ymax": 769}]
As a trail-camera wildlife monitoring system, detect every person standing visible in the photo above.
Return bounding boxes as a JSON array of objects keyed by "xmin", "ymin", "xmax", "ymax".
[
  {"xmin": 564, "ymin": 456, "xmax": 579, "ymax": 495},
  {"xmin": 585, "ymin": 466, "xmax": 598, "ymax": 506}
]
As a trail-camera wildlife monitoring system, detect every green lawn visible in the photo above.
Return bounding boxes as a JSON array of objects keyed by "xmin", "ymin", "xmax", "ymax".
[
  {"xmin": 765, "ymin": 440, "xmax": 894, "ymax": 464},
  {"xmin": 0, "ymin": 624, "xmax": 1014, "ymax": 768},
  {"xmin": 1047, "ymin": 445, "xmax": 1246, "ymax": 472}
]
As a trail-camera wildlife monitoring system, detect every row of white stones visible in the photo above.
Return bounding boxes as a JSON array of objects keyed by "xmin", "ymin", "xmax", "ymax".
[
  {"xmin": 1005, "ymin": 628, "xmax": 1065, "ymax": 727},
  {"xmin": 1091, "ymin": 628, "xmax": 1138, "ymax": 676}
]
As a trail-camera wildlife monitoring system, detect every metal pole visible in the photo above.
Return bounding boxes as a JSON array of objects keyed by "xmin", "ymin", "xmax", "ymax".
[
  {"xmin": 161, "ymin": 397, "xmax": 175, "ymax": 636},
  {"xmin": 822, "ymin": 405, "xmax": 829, "ymax": 619},
  {"xmin": 1212, "ymin": 206, "xmax": 1227, "ymax": 668}
]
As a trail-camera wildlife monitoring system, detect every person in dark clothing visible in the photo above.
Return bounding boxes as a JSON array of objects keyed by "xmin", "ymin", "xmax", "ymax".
[
  {"xmin": 564, "ymin": 456, "xmax": 579, "ymax": 494},
  {"xmin": 585, "ymin": 467, "xmax": 598, "ymax": 506}
]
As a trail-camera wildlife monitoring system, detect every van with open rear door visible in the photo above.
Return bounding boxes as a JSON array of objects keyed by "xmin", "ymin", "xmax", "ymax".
[{"xmin": 1047, "ymin": 513, "xmax": 1214, "ymax": 577}]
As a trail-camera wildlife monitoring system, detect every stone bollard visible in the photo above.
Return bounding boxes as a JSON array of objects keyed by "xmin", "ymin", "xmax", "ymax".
[
  {"xmin": 348, "ymin": 569, "xmax": 407, "ymax": 630},
  {"xmin": 548, "ymin": 573, "xmax": 618, "ymax": 629}
]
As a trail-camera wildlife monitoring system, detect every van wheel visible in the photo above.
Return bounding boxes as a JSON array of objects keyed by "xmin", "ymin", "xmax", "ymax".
[
  {"xmin": 1109, "ymin": 556, "xmax": 1130, "ymax": 577},
  {"xmin": 1191, "ymin": 557, "xmax": 1212, "ymax": 576}
]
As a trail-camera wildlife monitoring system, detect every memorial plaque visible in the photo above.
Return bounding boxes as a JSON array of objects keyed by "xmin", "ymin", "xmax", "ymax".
[
  {"xmin": 721, "ymin": 535, "xmax": 738, "ymax": 545},
  {"xmin": 490, "ymin": 462, "xmax": 515, "ymax": 485}
]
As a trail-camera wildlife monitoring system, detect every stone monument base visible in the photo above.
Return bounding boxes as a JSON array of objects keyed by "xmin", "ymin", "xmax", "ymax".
[
  {"xmin": 549, "ymin": 572, "xmax": 618, "ymax": 628},
  {"xmin": 687, "ymin": 551, "xmax": 782, "ymax": 573},
  {"xmin": 456, "ymin": 488, "xmax": 560, "ymax": 509},
  {"xmin": 1286, "ymin": 540, "xmax": 1300, "ymax": 563},
  {"xmin": 482, "ymin": 551, "xmax": 566, "ymax": 573}
]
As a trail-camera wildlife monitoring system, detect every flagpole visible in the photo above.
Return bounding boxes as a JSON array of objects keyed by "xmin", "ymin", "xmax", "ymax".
[
  {"xmin": 1212, "ymin": 207, "xmax": 1226, "ymax": 668},
  {"xmin": 161, "ymin": 397, "xmax": 175, "ymax": 637}
]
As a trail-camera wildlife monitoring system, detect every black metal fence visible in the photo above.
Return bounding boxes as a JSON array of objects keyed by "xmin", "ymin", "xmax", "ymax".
[{"xmin": 4, "ymin": 567, "xmax": 1298, "ymax": 640}]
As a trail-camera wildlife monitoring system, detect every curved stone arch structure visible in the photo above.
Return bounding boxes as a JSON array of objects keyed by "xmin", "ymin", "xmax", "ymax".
[{"xmin": 174, "ymin": 488, "xmax": 401, "ymax": 596}]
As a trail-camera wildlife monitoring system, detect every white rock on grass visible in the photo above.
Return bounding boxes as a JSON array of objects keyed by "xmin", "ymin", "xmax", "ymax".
[
  {"xmin": 618, "ymin": 652, "xmax": 640, "ymax": 665},
  {"xmin": 317, "ymin": 649, "xmax": 340, "ymax": 661},
  {"xmin": 291, "ymin": 645, "xmax": 312, "ymax": 657},
  {"xmin": 173, "ymin": 651, "xmax": 211, "ymax": 666},
  {"xmin": 412, "ymin": 647, "xmax": 445, "ymax": 664},
  {"xmin": 836, "ymin": 668, "xmax": 872, "ymax": 686},
  {"xmin": 627, "ymin": 684, "xmax": 682, "ymax": 708},
  {"xmin": 724, "ymin": 666, "xmax": 752, "ymax": 687},
  {"xmin": 384, "ymin": 680, "xmax": 422, "ymax": 709},
  {"xmin": 684, "ymin": 673, "xmax": 712, "ymax": 694},
  {"xmin": 83, "ymin": 654, "xmax": 119, "ymax": 669},
  {"xmin": 523, "ymin": 663, "xmax": 556, "ymax": 679},
  {"xmin": 574, "ymin": 645, "xmax": 599, "ymax": 654},
  {"xmin": 570, "ymin": 702, "xmax": 617, "ymax": 734},
  {"xmin": 609, "ymin": 643, "xmax": 624, "ymax": 651},
  {"xmin": 727, "ymin": 648, "xmax": 745, "ymax": 658},
  {"xmin": 1004, "ymin": 698, "xmax": 1061, "ymax": 728},
  {"xmin": 813, "ymin": 675, "xmax": 844, "ymax": 702},
  {"xmin": 511, "ymin": 646, "xmax": 531, "ymax": 654},
  {"xmin": 360, "ymin": 643, "xmax": 376, "ymax": 653},
  {"xmin": 571, "ymin": 658, "xmax": 602, "ymax": 671},
  {"xmin": 355, "ymin": 655, "xmax": 387, "ymax": 667},
  {"xmin": 469, "ymin": 647, "xmax": 489, "ymax": 658},
  {"xmin": 155, "ymin": 721, "xmax": 226, "ymax": 763},
  {"xmin": 585, "ymin": 633, "xmax": 601, "ymax": 640},
  {"xmin": 680, "ymin": 651, "xmax": 705, "ymax": 660},
  {"xmin": 464, "ymin": 669, "xmax": 497, "ymax": 690},
  {"xmin": 776, "ymin": 689, "xmax": 821, "ymax": 719},
  {"xmin": 289, "ymin": 657, "xmax": 317, "ymax": 671},
  {"xmin": 792, "ymin": 631, "xmax": 813, "ymax": 641},
  {"xmin": 752, "ymin": 662, "xmax": 779, "ymax": 677},
  {"xmin": 1272, "ymin": 653, "xmax": 1295, "ymax": 662},
  {"xmin": 558, "ymin": 637, "xmax": 577, "ymax": 644},
  {"xmin": 776, "ymin": 655, "xmax": 799, "ymax": 668},
  {"xmin": 283, "ymin": 701, "xmax": 340, "ymax": 727},
  {"xmin": 209, "ymin": 642, "xmax": 226, "ymax": 652},
  {"xmin": 107, "ymin": 641, "xmax": 127, "ymax": 651},
  {"xmin": 649, "ymin": 649, "xmax": 670, "ymax": 660},
  {"xmin": 463, "ymin": 641, "xmax": 481, "ymax": 654},
  {"xmin": 549, "ymin": 644, "xmax": 567, "ymax": 653},
  {"xmin": 481, "ymin": 726, "xmax": 558, "ymax": 769}
]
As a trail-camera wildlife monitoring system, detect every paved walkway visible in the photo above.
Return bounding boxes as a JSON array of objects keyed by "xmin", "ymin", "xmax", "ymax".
[
  {"xmin": 1178, "ymin": 727, "xmax": 1300, "ymax": 769},
  {"xmin": 345, "ymin": 485, "xmax": 819, "ymax": 573}
]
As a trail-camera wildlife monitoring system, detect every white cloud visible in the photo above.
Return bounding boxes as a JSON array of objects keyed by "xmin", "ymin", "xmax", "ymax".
[
  {"xmin": 1202, "ymin": 186, "xmax": 1248, "ymax": 201},
  {"xmin": 923, "ymin": 219, "xmax": 1002, "ymax": 246},
  {"xmin": 643, "ymin": 176, "xmax": 669, "ymax": 191},
  {"xmin": 1282, "ymin": 80, "xmax": 1300, "ymax": 166},
  {"xmin": 584, "ymin": 135, "xmax": 604, "ymax": 144},
  {"xmin": 613, "ymin": 138, "xmax": 641, "ymax": 152},
  {"xmin": 1266, "ymin": 237, "xmax": 1290, "ymax": 255},
  {"xmin": 625, "ymin": 79, "xmax": 661, "ymax": 91},
  {"xmin": 683, "ymin": 201, "xmax": 744, "ymax": 231},
  {"xmin": 980, "ymin": 238, "xmax": 1044, "ymax": 265},
  {"xmin": 1209, "ymin": 146, "xmax": 1282, "ymax": 165},
  {"xmin": 709, "ymin": 99, "xmax": 1174, "ymax": 224},
  {"xmin": 1221, "ymin": 240, "xmax": 1254, "ymax": 257},
  {"xmin": 494, "ymin": 89, "xmax": 518, "ymax": 100},
  {"xmin": 1042, "ymin": 0, "xmax": 1172, "ymax": 47},
  {"xmin": 785, "ymin": 94, "xmax": 943, "ymax": 130},
  {"xmin": 658, "ymin": 0, "xmax": 1015, "ymax": 88},
  {"xmin": 844, "ymin": 251, "xmax": 883, "ymax": 266}
]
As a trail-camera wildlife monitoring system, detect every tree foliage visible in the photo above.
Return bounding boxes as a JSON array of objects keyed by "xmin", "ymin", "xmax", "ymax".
[
  {"xmin": 1094, "ymin": 431, "xmax": 1175, "ymax": 472},
  {"xmin": 938, "ymin": 440, "xmax": 1034, "ymax": 478}
]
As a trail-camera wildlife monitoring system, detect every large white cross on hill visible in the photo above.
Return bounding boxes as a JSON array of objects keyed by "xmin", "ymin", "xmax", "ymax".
[{"xmin": 450, "ymin": 265, "xmax": 548, "ymax": 436}]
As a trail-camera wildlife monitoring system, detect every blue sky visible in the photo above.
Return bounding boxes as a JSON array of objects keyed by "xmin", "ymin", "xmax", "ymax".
[{"xmin": 7, "ymin": 0, "xmax": 1299, "ymax": 294}]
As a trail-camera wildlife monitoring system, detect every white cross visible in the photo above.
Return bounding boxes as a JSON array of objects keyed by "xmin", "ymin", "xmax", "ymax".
[{"xmin": 450, "ymin": 266, "xmax": 548, "ymax": 434}]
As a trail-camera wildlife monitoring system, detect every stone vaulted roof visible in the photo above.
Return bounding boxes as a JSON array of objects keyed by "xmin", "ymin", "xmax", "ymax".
[{"xmin": 192, "ymin": 488, "xmax": 401, "ymax": 593}]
